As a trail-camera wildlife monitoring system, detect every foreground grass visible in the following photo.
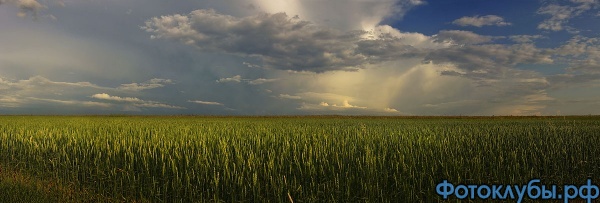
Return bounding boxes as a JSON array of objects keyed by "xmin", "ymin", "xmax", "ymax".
[
  {"xmin": 0, "ymin": 164, "xmax": 61, "ymax": 203},
  {"xmin": 0, "ymin": 163, "xmax": 121, "ymax": 203},
  {"xmin": 1, "ymin": 116, "xmax": 599, "ymax": 202}
]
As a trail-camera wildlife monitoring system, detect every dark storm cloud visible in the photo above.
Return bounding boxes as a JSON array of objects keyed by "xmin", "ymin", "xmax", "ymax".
[
  {"xmin": 425, "ymin": 44, "xmax": 554, "ymax": 73},
  {"xmin": 142, "ymin": 9, "xmax": 423, "ymax": 73}
]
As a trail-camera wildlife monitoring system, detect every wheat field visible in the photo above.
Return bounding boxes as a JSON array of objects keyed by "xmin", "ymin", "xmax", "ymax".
[{"xmin": 1, "ymin": 116, "xmax": 599, "ymax": 202}]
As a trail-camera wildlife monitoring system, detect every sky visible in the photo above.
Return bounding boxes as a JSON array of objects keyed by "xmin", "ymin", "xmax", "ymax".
[{"xmin": 1, "ymin": 0, "xmax": 600, "ymax": 115}]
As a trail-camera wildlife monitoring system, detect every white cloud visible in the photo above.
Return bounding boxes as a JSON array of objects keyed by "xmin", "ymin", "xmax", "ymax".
[
  {"xmin": 91, "ymin": 93, "xmax": 185, "ymax": 109},
  {"xmin": 217, "ymin": 75, "xmax": 278, "ymax": 85},
  {"xmin": 29, "ymin": 97, "xmax": 113, "ymax": 108},
  {"xmin": 553, "ymin": 36, "xmax": 599, "ymax": 58},
  {"xmin": 216, "ymin": 75, "xmax": 242, "ymax": 83},
  {"xmin": 549, "ymin": 36, "xmax": 600, "ymax": 85},
  {"xmin": 91, "ymin": 93, "xmax": 142, "ymax": 102},
  {"xmin": 0, "ymin": 95, "xmax": 22, "ymax": 108},
  {"xmin": 452, "ymin": 15, "xmax": 512, "ymax": 27},
  {"xmin": 134, "ymin": 102, "xmax": 184, "ymax": 109},
  {"xmin": 243, "ymin": 62, "xmax": 261, "ymax": 68},
  {"xmin": 248, "ymin": 78, "xmax": 278, "ymax": 85},
  {"xmin": 0, "ymin": 75, "xmax": 116, "ymax": 109},
  {"xmin": 0, "ymin": 76, "xmax": 187, "ymax": 112},
  {"xmin": 369, "ymin": 25, "xmax": 451, "ymax": 49},
  {"xmin": 118, "ymin": 78, "xmax": 173, "ymax": 91},
  {"xmin": 384, "ymin": 107, "xmax": 399, "ymax": 112},
  {"xmin": 337, "ymin": 100, "xmax": 367, "ymax": 109},
  {"xmin": 434, "ymin": 30, "xmax": 495, "ymax": 45},
  {"xmin": 509, "ymin": 35, "xmax": 546, "ymax": 43},
  {"xmin": 292, "ymin": 92, "xmax": 368, "ymax": 111},
  {"xmin": 298, "ymin": 100, "xmax": 366, "ymax": 111},
  {"xmin": 5, "ymin": 75, "xmax": 106, "ymax": 90},
  {"xmin": 537, "ymin": 1, "xmax": 599, "ymax": 31},
  {"xmin": 278, "ymin": 94, "xmax": 302, "ymax": 100},
  {"xmin": 188, "ymin": 100, "xmax": 224, "ymax": 105},
  {"xmin": 188, "ymin": 100, "xmax": 235, "ymax": 111}
]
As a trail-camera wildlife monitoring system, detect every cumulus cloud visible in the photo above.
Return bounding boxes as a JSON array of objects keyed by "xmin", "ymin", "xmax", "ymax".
[
  {"xmin": 91, "ymin": 93, "xmax": 185, "ymax": 109},
  {"xmin": 290, "ymin": 92, "xmax": 370, "ymax": 112},
  {"xmin": 299, "ymin": 100, "xmax": 366, "ymax": 111},
  {"xmin": 143, "ymin": 9, "xmax": 439, "ymax": 72},
  {"xmin": 509, "ymin": 35, "xmax": 546, "ymax": 43},
  {"xmin": 383, "ymin": 107, "xmax": 399, "ymax": 112},
  {"xmin": 118, "ymin": 78, "xmax": 174, "ymax": 91},
  {"xmin": 336, "ymin": 100, "xmax": 367, "ymax": 109},
  {"xmin": 433, "ymin": 30, "xmax": 495, "ymax": 45},
  {"xmin": 0, "ymin": 0, "xmax": 46, "ymax": 19},
  {"xmin": 368, "ymin": 25, "xmax": 451, "ymax": 49},
  {"xmin": 537, "ymin": 0, "xmax": 599, "ymax": 31},
  {"xmin": 452, "ymin": 15, "xmax": 512, "ymax": 27},
  {"xmin": 142, "ymin": 10, "xmax": 366, "ymax": 72}
]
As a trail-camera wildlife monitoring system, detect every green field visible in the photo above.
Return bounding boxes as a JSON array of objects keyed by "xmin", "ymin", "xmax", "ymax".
[{"xmin": 1, "ymin": 116, "xmax": 599, "ymax": 202}]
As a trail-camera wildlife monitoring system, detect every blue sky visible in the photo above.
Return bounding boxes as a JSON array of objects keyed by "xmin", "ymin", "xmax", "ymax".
[{"xmin": 1, "ymin": 0, "xmax": 600, "ymax": 115}]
